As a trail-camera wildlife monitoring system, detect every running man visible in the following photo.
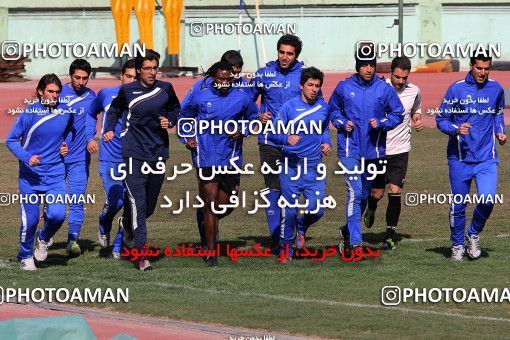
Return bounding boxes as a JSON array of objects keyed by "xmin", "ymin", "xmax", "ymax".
[
  {"xmin": 6, "ymin": 74, "xmax": 73, "ymax": 270},
  {"xmin": 87, "ymin": 59, "xmax": 136, "ymax": 258},
  {"xmin": 60, "ymin": 59, "xmax": 96, "ymax": 256},
  {"xmin": 268, "ymin": 67, "xmax": 331, "ymax": 262},
  {"xmin": 364, "ymin": 56, "xmax": 423, "ymax": 250},
  {"xmin": 436, "ymin": 51, "xmax": 506, "ymax": 260},
  {"xmin": 179, "ymin": 60, "xmax": 258, "ymax": 267},
  {"xmin": 329, "ymin": 47, "xmax": 404, "ymax": 254},
  {"xmin": 251, "ymin": 34, "xmax": 307, "ymax": 249},
  {"xmin": 182, "ymin": 50, "xmax": 247, "ymax": 245},
  {"xmin": 104, "ymin": 49, "xmax": 180, "ymax": 270}
]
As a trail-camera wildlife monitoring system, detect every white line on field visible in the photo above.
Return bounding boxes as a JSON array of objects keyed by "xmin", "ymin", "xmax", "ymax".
[
  {"xmin": 400, "ymin": 234, "xmax": 509, "ymax": 243},
  {"xmin": 146, "ymin": 282, "xmax": 510, "ymax": 323}
]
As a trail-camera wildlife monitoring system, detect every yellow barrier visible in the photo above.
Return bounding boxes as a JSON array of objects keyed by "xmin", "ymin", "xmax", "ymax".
[
  {"xmin": 134, "ymin": 0, "xmax": 155, "ymax": 50},
  {"xmin": 162, "ymin": 0, "xmax": 184, "ymax": 55},
  {"xmin": 111, "ymin": 0, "xmax": 184, "ymax": 55},
  {"xmin": 111, "ymin": 0, "xmax": 133, "ymax": 49}
]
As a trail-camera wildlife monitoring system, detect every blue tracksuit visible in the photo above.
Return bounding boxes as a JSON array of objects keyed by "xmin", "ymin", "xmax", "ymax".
[
  {"xmin": 106, "ymin": 79, "xmax": 180, "ymax": 251},
  {"xmin": 60, "ymin": 83, "xmax": 96, "ymax": 241},
  {"xmin": 179, "ymin": 82, "xmax": 259, "ymax": 168},
  {"xmin": 436, "ymin": 72, "xmax": 505, "ymax": 246},
  {"xmin": 268, "ymin": 96, "xmax": 331, "ymax": 250},
  {"xmin": 89, "ymin": 86, "xmax": 125, "ymax": 251},
  {"xmin": 250, "ymin": 60, "xmax": 306, "ymax": 242},
  {"xmin": 6, "ymin": 102, "xmax": 73, "ymax": 260},
  {"xmin": 329, "ymin": 74, "xmax": 404, "ymax": 245},
  {"xmin": 251, "ymin": 60, "xmax": 304, "ymax": 146},
  {"xmin": 181, "ymin": 76, "xmax": 252, "ymax": 244}
]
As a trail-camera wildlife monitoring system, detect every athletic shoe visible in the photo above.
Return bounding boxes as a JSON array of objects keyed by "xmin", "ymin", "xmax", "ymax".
[
  {"xmin": 112, "ymin": 251, "xmax": 121, "ymax": 260},
  {"xmin": 382, "ymin": 238, "xmax": 397, "ymax": 250},
  {"xmin": 295, "ymin": 233, "xmax": 306, "ymax": 250},
  {"xmin": 97, "ymin": 230, "xmax": 109, "ymax": 248},
  {"xmin": 338, "ymin": 227, "xmax": 350, "ymax": 255},
  {"xmin": 66, "ymin": 240, "xmax": 81, "ymax": 257},
  {"xmin": 119, "ymin": 217, "xmax": 135, "ymax": 248},
  {"xmin": 450, "ymin": 245, "xmax": 465, "ymax": 261},
  {"xmin": 466, "ymin": 234, "xmax": 481, "ymax": 260},
  {"xmin": 138, "ymin": 259, "xmax": 152, "ymax": 271},
  {"xmin": 205, "ymin": 256, "xmax": 218, "ymax": 267},
  {"xmin": 20, "ymin": 257, "xmax": 36, "ymax": 271},
  {"xmin": 364, "ymin": 208, "xmax": 375, "ymax": 228},
  {"xmin": 34, "ymin": 236, "xmax": 53, "ymax": 261}
]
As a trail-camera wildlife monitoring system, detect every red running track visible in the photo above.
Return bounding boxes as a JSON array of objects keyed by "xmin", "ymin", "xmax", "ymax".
[{"xmin": 1, "ymin": 71, "xmax": 510, "ymax": 140}]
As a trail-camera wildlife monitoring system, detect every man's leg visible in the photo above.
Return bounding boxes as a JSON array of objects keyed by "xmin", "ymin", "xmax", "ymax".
[
  {"xmin": 299, "ymin": 167, "xmax": 326, "ymax": 239},
  {"xmin": 215, "ymin": 174, "xmax": 240, "ymax": 220},
  {"xmin": 39, "ymin": 181, "xmax": 67, "ymax": 242},
  {"xmin": 340, "ymin": 157, "xmax": 363, "ymax": 246},
  {"xmin": 196, "ymin": 206, "xmax": 205, "ymax": 245},
  {"xmin": 98, "ymin": 161, "xmax": 124, "ymax": 246},
  {"xmin": 466, "ymin": 160, "xmax": 498, "ymax": 259},
  {"xmin": 123, "ymin": 159, "xmax": 149, "ymax": 252},
  {"xmin": 365, "ymin": 185, "xmax": 385, "ymax": 228},
  {"xmin": 17, "ymin": 180, "xmax": 39, "ymax": 262},
  {"xmin": 199, "ymin": 179, "xmax": 220, "ymax": 266},
  {"xmin": 279, "ymin": 169, "xmax": 299, "ymax": 260},
  {"xmin": 65, "ymin": 160, "xmax": 90, "ymax": 247},
  {"xmin": 145, "ymin": 162, "xmax": 165, "ymax": 220},
  {"xmin": 382, "ymin": 153, "xmax": 408, "ymax": 248},
  {"xmin": 259, "ymin": 144, "xmax": 282, "ymax": 247},
  {"xmin": 448, "ymin": 159, "xmax": 473, "ymax": 259}
]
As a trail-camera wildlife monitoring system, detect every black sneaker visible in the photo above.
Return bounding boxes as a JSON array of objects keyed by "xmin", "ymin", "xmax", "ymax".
[{"xmin": 205, "ymin": 256, "xmax": 218, "ymax": 267}]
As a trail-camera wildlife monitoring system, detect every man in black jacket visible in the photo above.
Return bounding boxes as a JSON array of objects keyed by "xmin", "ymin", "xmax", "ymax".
[{"xmin": 104, "ymin": 49, "xmax": 180, "ymax": 271}]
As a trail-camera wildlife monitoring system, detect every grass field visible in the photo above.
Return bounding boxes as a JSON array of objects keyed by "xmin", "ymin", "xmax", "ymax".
[{"xmin": 0, "ymin": 128, "xmax": 509, "ymax": 338}]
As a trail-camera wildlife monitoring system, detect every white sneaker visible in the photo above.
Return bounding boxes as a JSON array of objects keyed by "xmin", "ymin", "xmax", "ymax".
[
  {"xmin": 112, "ymin": 251, "xmax": 121, "ymax": 259},
  {"xmin": 34, "ymin": 237, "xmax": 53, "ymax": 261},
  {"xmin": 466, "ymin": 234, "xmax": 481, "ymax": 260},
  {"xmin": 451, "ymin": 245, "xmax": 465, "ymax": 261},
  {"xmin": 97, "ymin": 230, "xmax": 109, "ymax": 248},
  {"xmin": 20, "ymin": 257, "xmax": 36, "ymax": 271}
]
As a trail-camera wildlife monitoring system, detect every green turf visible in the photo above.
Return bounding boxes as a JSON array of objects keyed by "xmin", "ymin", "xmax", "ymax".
[{"xmin": 0, "ymin": 128, "xmax": 509, "ymax": 338}]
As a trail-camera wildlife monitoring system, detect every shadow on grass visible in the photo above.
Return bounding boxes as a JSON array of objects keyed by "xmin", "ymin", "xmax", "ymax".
[
  {"xmin": 36, "ymin": 254, "xmax": 69, "ymax": 267},
  {"xmin": 363, "ymin": 232, "xmax": 412, "ymax": 244},
  {"xmin": 425, "ymin": 246, "xmax": 493, "ymax": 259},
  {"xmin": 52, "ymin": 239, "xmax": 96, "ymax": 252}
]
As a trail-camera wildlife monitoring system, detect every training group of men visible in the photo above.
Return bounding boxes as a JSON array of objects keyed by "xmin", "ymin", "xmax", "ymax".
[{"xmin": 7, "ymin": 34, "xmax": 506, "ymax": 270}]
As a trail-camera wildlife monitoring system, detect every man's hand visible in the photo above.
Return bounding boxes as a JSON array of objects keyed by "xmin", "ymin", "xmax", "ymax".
[
  {"xmin": 159, "ymin": 116, "xmax": 169, "ymax": 129},
  {"xmin": 345, "ymin": 120, "xmax": 354, "ymax": 132},
  {"xmin": 370, "ymin": 118, "xmax": 378, "ymax": 129},
  {"xmin": 496, "ymin": 133, "xmax": 507, "ymax": 145},
  {"xmin": 87, "ymin": 140, "xmax": 99, "ymax": 154},
  {"xmin": 185, "ymin": 138, "xmax": 198, "ymax": 150},
  {"xmin": 457, "ymin": 123, "xmax": 471, "ymax": 136},
  {"xmin": 412, "ymin": 113, "xmax": 424, "ymax": 132},
  {"xmin": 228, "ymin": 131, "xmax": 243, "ymax": 140},
  {"xmin": 321, "ymin": 143, "xmax": 332, "ymax": 156},
  {"xmin": 60, "ymin": 142, "xmax": 68, "ymax": 157},
  {"xmin": 259, "ymin": 112, "xmax": 272, "ymax": 124},
  {"xmin": 29, "ymin": 155, "xmax": 41, "ymax": 167},
  {"xmin": 102, "ymin": 131, "xmax": 114, "ymax": 142},
  {"xmin": 287, "ymin": 135, "xmax": 301, "ymax": 146}
]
